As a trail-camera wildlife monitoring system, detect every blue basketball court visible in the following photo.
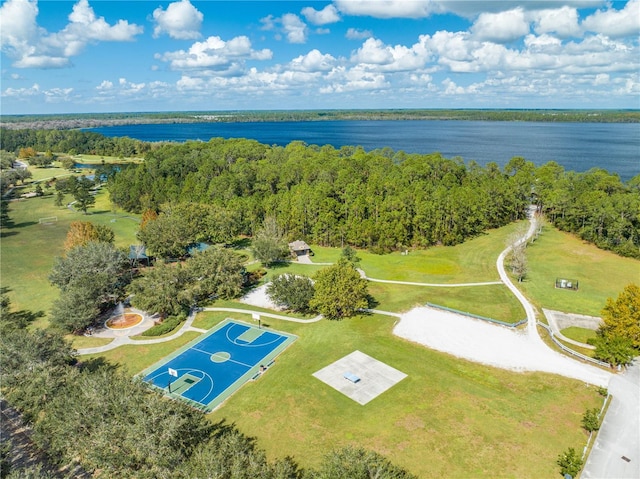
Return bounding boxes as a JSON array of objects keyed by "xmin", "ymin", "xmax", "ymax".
[{"xmin": 141, "ymin": 319, "xmax": 296, "ymax": 411}]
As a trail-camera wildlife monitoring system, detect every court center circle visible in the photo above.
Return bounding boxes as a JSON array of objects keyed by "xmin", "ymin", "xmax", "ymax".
[{"xmin": 211, "ymin": 351, "xmax": 231, "ymax": 363}]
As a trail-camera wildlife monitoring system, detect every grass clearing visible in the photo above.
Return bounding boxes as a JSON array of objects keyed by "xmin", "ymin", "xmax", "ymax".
[
  {"xmin": 68, "ymin": 335, "xmax": 114, "ymax": 349},
  {"xmin": 368, "ymin": 282, "xmax": 525, "ymax": 321},
  {"xmin": 518, "ymin": 227, "xmax": 640, "ymax": 316},
  {"xmin": 561, "ymin": 327, "xmax": 597, "ymax": 345},
  {"xmin": 195, "ymin": 312, "xmax": 601, "ymax": 478},
  {"xmin": 0, "ymin": 191, "xmax": 140, "ymax": 321}
]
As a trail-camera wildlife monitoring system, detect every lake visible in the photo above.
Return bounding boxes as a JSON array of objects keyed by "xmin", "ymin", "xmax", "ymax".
[{"xmin": 88, "ymin": 120, "xmax": 640, "ymax": 181}]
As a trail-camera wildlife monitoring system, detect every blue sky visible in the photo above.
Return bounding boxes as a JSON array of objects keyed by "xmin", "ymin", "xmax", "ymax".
[{"xmin": 1, "ymin": 0, "xmax": 639, "ymax": 114}]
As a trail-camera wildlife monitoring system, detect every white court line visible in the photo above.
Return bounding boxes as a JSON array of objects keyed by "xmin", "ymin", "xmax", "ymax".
[{"xmin": 190, "ymin": 346, "xmax": 254, "ymax": 369}]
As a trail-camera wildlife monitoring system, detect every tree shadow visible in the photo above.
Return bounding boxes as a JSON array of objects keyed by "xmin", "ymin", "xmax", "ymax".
[
  {"xmin": 77, "ymin": 357, "xmax": 120, "ymax": 373},
  {"xmin": 366, "ymin": 294, "xmax": 379, "ymax": 309},
  {"xmin": 229, "ymin": 237, "xmax": 251, "ymax": 249}
]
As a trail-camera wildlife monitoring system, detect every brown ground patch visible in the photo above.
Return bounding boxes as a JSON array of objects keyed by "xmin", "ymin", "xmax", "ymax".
[{"xmin": 106, "ymin": 313, "xmax": 143, "ymax": 329}]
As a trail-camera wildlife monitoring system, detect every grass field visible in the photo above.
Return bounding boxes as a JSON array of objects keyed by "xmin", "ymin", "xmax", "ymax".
[
  {"xmin": 561, "ymin": 326, "xmax": 597, "ymax": 345},
  {"xmin": 311, "ymin": 222, "xmax": 523, "ymax": 283},
  {"xmin": 0, "ymin": 190, "xmax": 140, "ymax": 322},
  {"xmin": 80, "ymin": 312, "xmax": 603, "ymax": 478},
  {"xmin": 3, "ymin": 197, "xmax": 622, "ymax": 477},
  {"xmin": 517, "ymin": 227, "xmax": 640, "ymax": 317},
  {"xmin": 194, "ymin": 313, "xmax": 602, "ymax": 477}
]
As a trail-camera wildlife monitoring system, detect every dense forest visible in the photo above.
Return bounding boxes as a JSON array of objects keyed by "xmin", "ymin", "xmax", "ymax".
[{"xmin": 1, "ymin": 128, "xmax": 638, "ymax": 257}]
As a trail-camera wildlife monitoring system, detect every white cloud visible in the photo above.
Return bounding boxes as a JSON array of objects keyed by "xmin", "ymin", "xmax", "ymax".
[
  {"xmin": 96, "ymin": 80, "xmax": 113, "ymax": 90},
  {"xmin": 532, "ymin": 6, "xmax": 581, "ymax": 38},
  {"xmin": 282, "ymin": 13, "xmax": 308, "ymax": 43},
  {"xmin": 152, "ymin": 0, "xmax": 203, "ymax": 40},
  {"xmin": 260, "ymin": 13, "xmax": 308, "ymax": 43},
  {"xmin": 334, "ymin": 0, "xmax": 437, "ymax": 19},
  {"xmin": 43, "ymin": 87, "xmax": 73, "ymax": 102},
  {"xmin": 289, "ymin": 49, "xmax": 336, "ymax": 72},
  {"xmin": 346, "ymin": 28, "xmax": 373, "ymax": 40},
  {"xmin": 351, "ymin": 37, "xmax": 432, "ymax": 72},
  {"xmin": 321, "ymin": 65, "xmax": 390, "ymax": 93},
  {"xmin": 2, "ymin": 83, "xmax": 40, "ymax": 97},
  {"xmin": 157, "ymin": 35, "xmax": 272, "ymax": 73},
  {"xmin": 471, "ymin": 8, "xmax": 530, "ymax": 43},
  {"xmin": 0, "ymin": 0, "xmax": 142, "ymax": 69},
  {"xmin": 582, "ymin": 0, "xmax": 640, "ymax": 37},
  {"xmin": 301, "ymin": 4, "xmax": 340, "ymax": 25}
]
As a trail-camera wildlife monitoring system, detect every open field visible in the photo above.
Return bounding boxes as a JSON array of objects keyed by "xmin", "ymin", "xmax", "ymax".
[
  {"xmin": 518, "ymin": 227, "xmax": 640, "ymax": 317},
  {"xmin": 79, "ymin": 311, "xmax": 603, "ymax": 477},
  {"xmin": 0, "ymin": 190, "xmax": 140, "ymax": 321},
  {"xmin": 191, "ymin": 312, "xmax": 600, "ymax": 478},
  {"xmin": 3, "ymin": 197, "xmax": 629, "ymax": 477},
  {"xmin": 311, "ymin": 222, "xmax": 523, "ymax": 283}
]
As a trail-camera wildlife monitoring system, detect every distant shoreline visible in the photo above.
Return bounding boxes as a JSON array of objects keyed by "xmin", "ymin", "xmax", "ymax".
[{"xmin": 1, "ymin": 109, "xmax": 639, "ymax": 130}]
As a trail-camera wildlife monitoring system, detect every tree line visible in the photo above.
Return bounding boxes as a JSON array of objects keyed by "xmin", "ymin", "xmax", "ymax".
[{"xmin": 2, "ymin": 109, "xmax": 638, "ymax": 131}]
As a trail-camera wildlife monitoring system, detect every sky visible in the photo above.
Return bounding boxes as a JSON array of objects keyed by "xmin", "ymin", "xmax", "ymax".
[{"xmin": 1, "ymin": 0, "xmax": 639, "ymax": 114}]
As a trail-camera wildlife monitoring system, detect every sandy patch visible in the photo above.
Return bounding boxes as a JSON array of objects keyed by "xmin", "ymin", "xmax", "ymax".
[
  {"xmin": 239, "ymin": 284, "xmax": 283, "ymax": 311},
  {"xmin": 394, "ymin": 306, "xmax": 611, "ymax": 387}
]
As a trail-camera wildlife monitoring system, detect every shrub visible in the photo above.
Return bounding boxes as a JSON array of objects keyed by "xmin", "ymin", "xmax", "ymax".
[
  {"xmin": 582, "ymin": 408, "xmax": 600, "ymax": 432},
  {"xmin": 557, "ymin": 447, "xmax": 583, "ymax": 478},
  {"xmin": 141, "ymin": 314, "xmax": 185, "ymax": 337}
]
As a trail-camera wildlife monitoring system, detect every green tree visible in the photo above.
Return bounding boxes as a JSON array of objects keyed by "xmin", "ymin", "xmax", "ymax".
[
  {"xmin": 185, "ymin": 247, "xmax": 245, "ymax": 303},
  {"xmin": 129, "ymin": 262, "xmax": 192, "ymax": 317},
  {"xmin": 582, "ymin": 408, "xmax": 600, "ymax": 432},
  {"xmin": 49, "ymin": 241, "xmax": 129, "ymax": 298},
  {"xmin": 592, "ymin": 284, "xmax": 640, "ymax": 367},
  {"xmin": 251, "ymin": 217, "xmax": 289, "ymax": 266},
  {"xmin": 34, "ymin": 367, "xmax": 212, "ymax": 479},
  {"xmin": 556, "ymin": 447, "xmax": 583, "ymax": 478},
  {"xmin": 49, "ymin": 284, "xmax": 102, "ymax": 333},
  {"xmin": 340, "ymin": 245, "xmax": 361, "ymax": 265},
  {"xmin": 137, "ymin": 206, "xmax": 198, "ymax": 259},
  {"xmin": 600, "ymin": 284, "xmax": 640, "ymax": 349},
  {"xmin": 309, "ymin": 259, "xmax": 369, "ymax": 320},
  {"xmin": 177, "ymin": 429, "xmax": 301, "ymax": 479},
  {"xmin": 49, "ymin": 242, "xmax": 129, "ymax": 332},
  {"xmin": 266, "ymin": 274, "xmax": 315, "ymax": 313},
  {"xmin": 54, "ymin": 190, "xmax": 65, "ymax": 207},
  {"xmin": 73, "ymin": 177, "xmax": 95, "ymax": 214},
  {"xmin": 310, "ymin": 446, "xmax": 417, "ymax": 479},
  {"xmin": 14, "ymin": 168, "xmax": 32, "ymax": 184},
  {"xmin": 61, "ymin": 157, "xmax": 76, "ymax": 170},
  {"xmin": 593, "ymin": 333, "xmax": 635, "ymax": 368},
  {"xmin": 0, "ymin": 328, "xmax": 75, "ymax": 421}
]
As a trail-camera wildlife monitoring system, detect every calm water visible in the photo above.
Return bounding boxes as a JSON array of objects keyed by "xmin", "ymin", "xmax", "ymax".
[{"xmin": 89, "ymin": 120, "xmax": 640, "ymax": 181}]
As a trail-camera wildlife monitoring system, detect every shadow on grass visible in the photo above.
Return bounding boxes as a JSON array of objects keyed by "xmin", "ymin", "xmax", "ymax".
[
  {"xmin": 366, "ymin": 294, "xmax": 379, "ymax": 309},
  {"xmin": 229, "ymin": 237, "xmax": 251, "ymax": 249},
  {"xmin": 78, "ymin": 356, "xmax": 120, "ymax": 373}
]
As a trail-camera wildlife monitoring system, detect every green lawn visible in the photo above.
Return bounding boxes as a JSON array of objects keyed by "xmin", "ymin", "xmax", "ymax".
[
  {"xmin": 561, "ymin": 326, "xmax": 597, "ymax": 345},
  {"xmin": 517, "ymin": 227, "xmax": 640, "ymax": 317},
  {"xmin": 311, "ymin": 222, "xmax": 522, "ymax": 284},
  {"xmin": 0, "ymin": 190, "xmax": 140, "ymax": 322},
  {"xmin": 196, "ymin": 312, "xmax": 599, "ymax": 478},
  {"xmin": 368, "ymin": 282, "xmax": 525, "ymax": 321}
]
